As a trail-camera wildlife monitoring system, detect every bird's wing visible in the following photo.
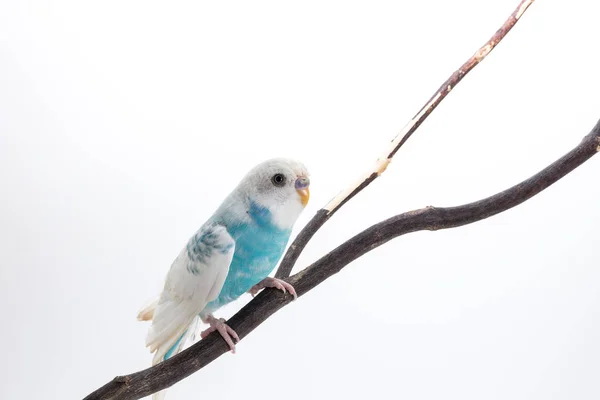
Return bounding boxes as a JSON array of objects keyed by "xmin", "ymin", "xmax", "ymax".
[{"xmin": 145, "ymin": 223, "xmax": 235, "ymax": 363}]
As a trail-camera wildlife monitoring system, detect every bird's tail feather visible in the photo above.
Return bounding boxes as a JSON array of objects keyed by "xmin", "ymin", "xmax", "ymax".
[
  {"xmin": 137, "ymin": 297, "xmax": 159, "ymax": 321},
  {"xmin": 152, "ymin": 390, "xmax": 167, "ymax": 400},
  {"xmin": 139, "ymin": 297, "xmax": 202, "ymax": 400},
  {"xmin": 148, "ymin": 316, "xmax": 201, "ymax": 400},
  {"xmin": 152, "ymin": 315, "xmax": 201, "ymax": 363},
  {"xmin": 150, "ymin": 322, "xmax": 189, "ymax": 365}
]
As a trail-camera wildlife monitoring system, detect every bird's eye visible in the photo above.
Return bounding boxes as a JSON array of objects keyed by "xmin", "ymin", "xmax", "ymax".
[{"xmin": 271, "ymin": 173, "xmax": 286, "ymax": 187}]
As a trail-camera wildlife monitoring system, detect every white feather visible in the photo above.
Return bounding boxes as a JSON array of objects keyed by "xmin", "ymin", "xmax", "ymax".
[
  {"xmin": 215, "ymin": 158, "xmax": 310, "ymax": 231},
  {"xmin": 143, "ymin": 224, "xmax": 235, "ymax": 365},
  {"xmin": 137, "ymin": 298, "xmax": 158, "ymax": 321}
]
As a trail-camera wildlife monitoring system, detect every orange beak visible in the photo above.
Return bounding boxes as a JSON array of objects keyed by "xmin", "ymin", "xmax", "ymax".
[
  {"xmin": 295, "ymin": 176, "xmax": 310, "ymax": 207},
  {"xmin": 297, "ymin": 187, "xmax": 310, "ymax": 207}
]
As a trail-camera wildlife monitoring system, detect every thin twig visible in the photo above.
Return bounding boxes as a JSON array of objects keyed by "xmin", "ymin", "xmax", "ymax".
[
  {"xmin": 84, "ymin": 121, "xmax": 600, "ymax": 400},
  {"xmin": 276, "ymin": 0, "xmax": 536, "ymax": 278}
]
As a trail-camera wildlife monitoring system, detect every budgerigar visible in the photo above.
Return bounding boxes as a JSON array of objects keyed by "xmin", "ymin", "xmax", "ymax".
[{"xmin": 137, "ymin": 158, "xmax": 310, "ymax": 399}]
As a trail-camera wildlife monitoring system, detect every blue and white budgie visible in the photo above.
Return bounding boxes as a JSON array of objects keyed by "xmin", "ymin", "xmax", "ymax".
[{"xmin": 137, "ymin": 158, "xmax": 310, "ymax": 398}]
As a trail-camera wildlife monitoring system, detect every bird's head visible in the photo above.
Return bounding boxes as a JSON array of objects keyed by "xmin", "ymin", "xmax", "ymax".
[{"xmin": 237, "ymin": 158, "xmax": 310, "ymax": 230}]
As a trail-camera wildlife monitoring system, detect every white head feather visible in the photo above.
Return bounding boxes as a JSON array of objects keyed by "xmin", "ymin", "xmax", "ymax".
[{"xmin": 217, "ymin": 158, "xmax": 310, "ymax": 230}]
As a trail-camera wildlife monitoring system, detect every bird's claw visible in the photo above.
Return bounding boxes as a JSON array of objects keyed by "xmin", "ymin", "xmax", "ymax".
[
  {"xmin": 201, "ymin": 315, "xmax": 239, "ymax": 353},
  {"xmin": 248, "ymin": 277, "xmax": 297, "ymax": 300}
]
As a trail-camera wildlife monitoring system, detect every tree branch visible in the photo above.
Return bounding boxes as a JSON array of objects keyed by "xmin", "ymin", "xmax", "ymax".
[
  {"xmin": 85, "ymin": 121, "xmax": 600, "ymax": 400},
  {"xmin": 275, "ymin": 0, "xmax": 536, "ymax": 279},
  {"xmin": 81, "ymin": 1, "xmax": 551, "ymax": 398}
]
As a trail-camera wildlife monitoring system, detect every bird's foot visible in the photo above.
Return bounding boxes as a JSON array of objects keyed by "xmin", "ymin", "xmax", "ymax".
[
  {"xmin": 248, "ymin": 277, "xmax": 297, "ymax": 300},
  {"xmin": 200, "ymin": 315, "xmax": 239, "ymax": 353}
]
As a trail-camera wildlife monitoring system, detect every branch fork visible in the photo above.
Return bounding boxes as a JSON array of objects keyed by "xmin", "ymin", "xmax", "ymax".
[{"xmin": 82, "ymin": 1, "xmax": 600, "ymax": 399}]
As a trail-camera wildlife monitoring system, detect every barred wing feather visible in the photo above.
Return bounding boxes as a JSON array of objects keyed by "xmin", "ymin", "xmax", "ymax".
[{"xmin": 142, "ymin": 223, "xmax": 235, "ymax": 365}]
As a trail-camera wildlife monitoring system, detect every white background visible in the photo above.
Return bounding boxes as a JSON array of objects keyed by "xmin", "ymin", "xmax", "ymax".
[{"xmin": 1, "ymin": 1, "xmax": 599, "ymax": 399}]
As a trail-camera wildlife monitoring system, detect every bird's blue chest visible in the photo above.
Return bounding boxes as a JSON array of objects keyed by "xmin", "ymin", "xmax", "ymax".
[{"xmin": 204, "ymin": 202, "xmax": 291, "ymax": 312}]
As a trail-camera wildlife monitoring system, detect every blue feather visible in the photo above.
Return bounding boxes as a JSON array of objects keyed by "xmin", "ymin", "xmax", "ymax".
[
  {"xmin": 163, "ymin": 330, "xmax": 186, "ymax": 361},
  {"xmin": 203, "ymin": 201, "xmax": 291, "ymax": 313}
]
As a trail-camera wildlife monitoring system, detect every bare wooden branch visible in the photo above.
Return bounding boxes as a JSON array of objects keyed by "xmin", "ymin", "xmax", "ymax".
[
  {"xmin": 84, "ymin": 121, "xmax": 600, "ymax": 400},
  {"xmin": 276, "ymin": 0, "xmax": 536, "ymax": 279},
  {"xmin": 82, "ymin": 1, "xmax": 546, "ymax": 398}
]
